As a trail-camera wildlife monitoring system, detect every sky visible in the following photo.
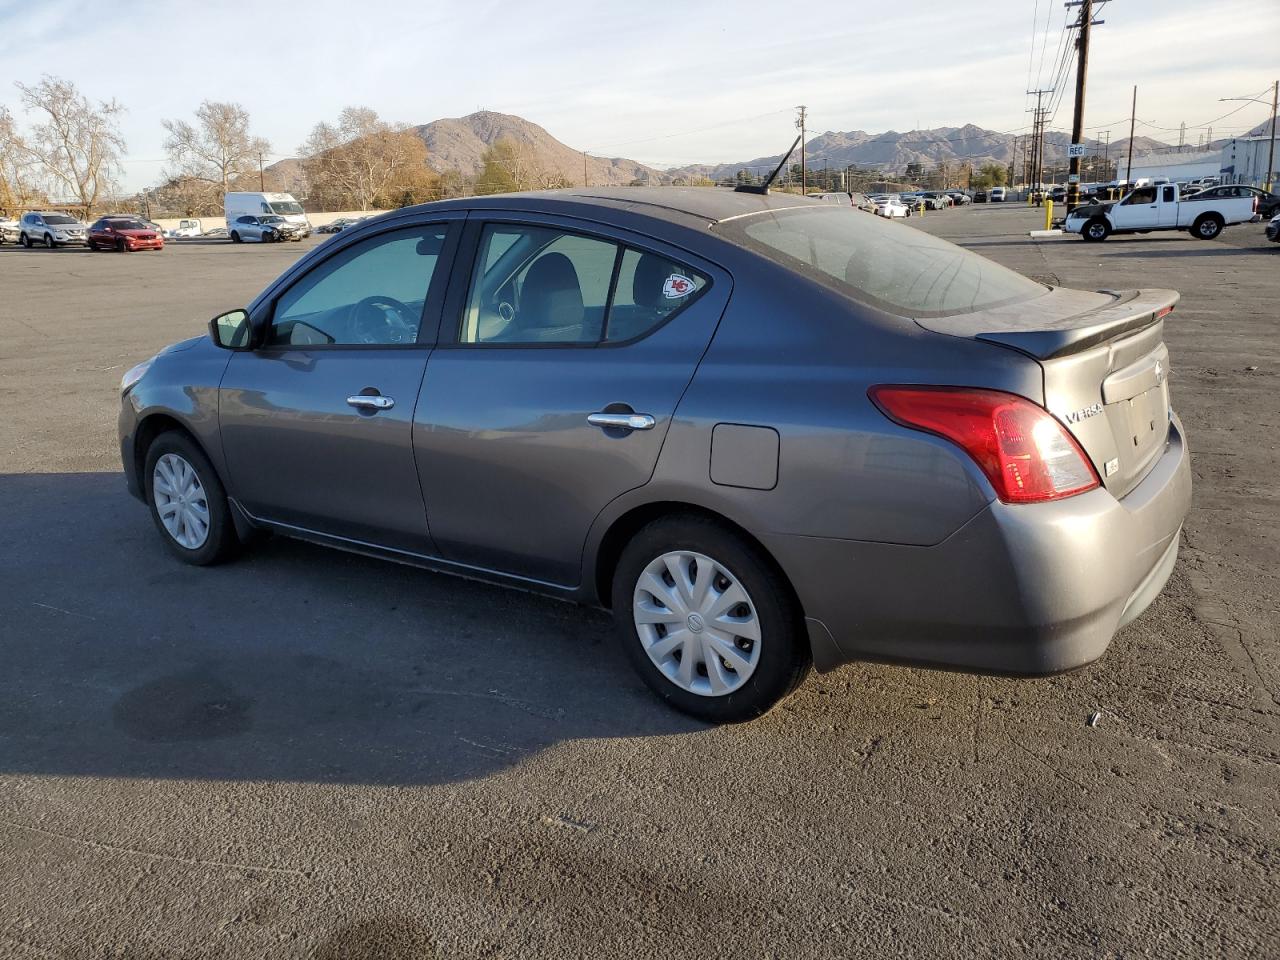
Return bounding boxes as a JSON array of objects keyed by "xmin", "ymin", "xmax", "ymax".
[{"xmin": 1, "ymin": 0, "xmax": 1275, "ymax": 192}]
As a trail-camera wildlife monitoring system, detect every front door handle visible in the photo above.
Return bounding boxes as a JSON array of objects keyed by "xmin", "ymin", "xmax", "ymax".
[
  {"xmin": 588, "ymin": 411, "xmax": 655, "ymax": 431},
  {"xmin": 347, "ymin": 394, "xmax": 394, "ymax": 411}
]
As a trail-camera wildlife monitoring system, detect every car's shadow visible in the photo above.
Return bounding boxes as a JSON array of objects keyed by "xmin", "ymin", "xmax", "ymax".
[{"xmin": 0, "ymin": 472, "xmax": 699, "ymax": 788}]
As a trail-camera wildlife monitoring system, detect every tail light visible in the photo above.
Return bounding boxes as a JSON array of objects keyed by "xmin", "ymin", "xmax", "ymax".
[{"xmin": 869, "ymin": 386, "xmax": 1100, "ymax": 504}]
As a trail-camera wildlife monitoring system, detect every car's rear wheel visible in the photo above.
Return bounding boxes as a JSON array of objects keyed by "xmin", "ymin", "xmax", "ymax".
[
  {"xmin": 230, "ymin": 231, "xmax": 242, "ymax": 243},
  {"xmin": 1193, "ymin": 214, "xmax": 1223, "ymax": 240},
  {"xmin": 144, "ymin": 432, "xmax": 239, "ymax": 566},
  {"xmin": 1082, "ymin": 218, "xmax": 1111, "ymax": 242},
  {"xmin": 612, "ymin": 515, "xmax": 809, "ymax": 722}
]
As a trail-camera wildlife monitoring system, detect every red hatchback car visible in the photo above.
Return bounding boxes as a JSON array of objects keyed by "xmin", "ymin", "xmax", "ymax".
[{"xmin": 88, "ymin": 216, "xmax": 164, "ymax": 252}]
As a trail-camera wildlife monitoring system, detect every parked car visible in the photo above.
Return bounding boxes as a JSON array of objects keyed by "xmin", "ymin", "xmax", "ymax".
[
  {"xmin": 1065, "ymin": 182, "xmax": 1258, "ymax": 241},
  {"xmin": 18, "ymin": 211, "xmax": 88, "ymax": 247},
  {"xmin": 1266, "ymin": 211, "xmax": 1280, "ymax": 242},
  {"xmin": 228, "ymin": 214, "xmax": 304, "ymax": 243},
  {"xmin": 1050, "ymin": 186, "xmax": 1067, "ymax": 203},
  {"xmin": 973, "ymin": 190, "xmax": 988, "ymax": 203},
  {"xmin": 989, "ymin": 187, "xmax": 1007, "ymax": 202},
  {"xmin": 316, "ymin": 218, "xmax": 356, "ymax": 234},
  {"xmin": 117, "ymin": 187, "xmax": 1191, "ymax": 722},
  {"xmin": 1229, "ymin": 185, "xmax": 1280, "ymax": 219},
  {"xmin": 850, "ymin": 192, "xmax": 878, "ymax": 213},
  {"xmin": 88, "ymin": 216, "xmax": 165, "ymax": 252},
  {"xmin": 945, "ymin": 191, "xmax": 972, "ymax": 205},
  {"xmin": 900, "ymin": 195, "xmax": 927, "ymax": 212},
  {"xmin": 920, "ymin": 192, "xmax": 949, "ymax": 210},
  {"xmin": 870, "ymin": 195, "xmax": 910, "ymax": 218},
  {"xmin": 167, "ymin": 218, "xmax": 204, "ymax": 239},
  {"xmin": 0, "ymin": 216, "xmax": 20, "ymax": 244}
]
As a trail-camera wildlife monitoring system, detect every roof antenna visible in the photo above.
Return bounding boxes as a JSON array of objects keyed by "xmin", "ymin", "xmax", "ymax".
[{"xmin": 734, "ymin": 133, "xmax": 803, "ymax": 194}]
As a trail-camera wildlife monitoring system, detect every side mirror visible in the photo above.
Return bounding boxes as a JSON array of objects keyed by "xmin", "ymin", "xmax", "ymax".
[{"xmin": 209, "ymin": 308, "xmax": 252, "ymax": 350}]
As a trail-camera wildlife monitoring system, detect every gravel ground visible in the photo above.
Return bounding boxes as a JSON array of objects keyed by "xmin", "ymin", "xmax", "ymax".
[{"xmin": 0, "ymin": 212, "xmax": 1276, "ymax": 959}]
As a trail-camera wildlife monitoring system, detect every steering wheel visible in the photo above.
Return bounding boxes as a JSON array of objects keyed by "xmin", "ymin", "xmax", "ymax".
[{"xmin": 349, "ymin": 295, "xmax": 417, "ymax": 345}]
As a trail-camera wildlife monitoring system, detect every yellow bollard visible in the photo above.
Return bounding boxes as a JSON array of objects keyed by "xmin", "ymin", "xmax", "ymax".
[{"xmin": 1044, "ymin": 199, "xmax": 1054, "ymax": 231}]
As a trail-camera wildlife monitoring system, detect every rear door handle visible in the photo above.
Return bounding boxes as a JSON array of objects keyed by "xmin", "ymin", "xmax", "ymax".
[
  {"xmin": 347, "ymin": 395, "xmax": 394, "ymax": 410},
  {"xmin": 588, "ymin": 412, "xmax": 655, "ymax": 431}
]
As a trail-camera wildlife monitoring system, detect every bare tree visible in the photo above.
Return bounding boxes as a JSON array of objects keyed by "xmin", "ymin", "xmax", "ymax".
[
  {"xmin": 301, "ymin": 107, "xmax": 435, "ymax": 210},
  {"xmin": 162, "ymin": 101, "xmax": 270, "ymax": 198},
  {"xmin": 1, "ymin": 77, "xmax": 125, "ymax": 218}
]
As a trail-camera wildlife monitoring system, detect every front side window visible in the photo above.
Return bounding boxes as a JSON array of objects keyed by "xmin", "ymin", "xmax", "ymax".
[
  {"xmin": 1162, "ymin": 186, "xmax": 1176, "ymax": 203},
  {"xmin": 267, "ymin": 225, "xmax": 448, "ymax": 347},
  {"xmin": 460, "ymin": 224, "xmax": 707, "ymax": 345}
]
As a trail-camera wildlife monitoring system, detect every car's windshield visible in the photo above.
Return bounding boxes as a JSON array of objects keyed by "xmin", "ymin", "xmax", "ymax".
[
  {"xmin": 717, "ymin": 206, "xmax": 1048, "ymax": 318},
  {"xmin": 261, "ymin": 215, "xmax": 285, "ymax": 224},
  {"xmin": 268, "ymin": 201, "xmax": 303, "ymax": 215},
  {"xmin": 44, "ymin": 214, "xmax": 77, "ymax": 225},
  {"xmin": 106, "ymin": 219, "xmax": 147, "ymax": 230}
]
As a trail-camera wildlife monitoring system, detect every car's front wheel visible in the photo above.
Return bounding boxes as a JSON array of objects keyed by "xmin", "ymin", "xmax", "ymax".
[
  {"xmin": 612, "ymin": 515, "xmax": 809, "ymax": 722},
  {"xmin": 1082, "ymin": 218, "xmax": 1111, "ymax": 242},
  {"xmin": 144, "ymin": 432, "xmax": 239, "ymax": 566},
  {"xmin": 43, "ymin": 233, "xmax": 55, "ymax": 248}
]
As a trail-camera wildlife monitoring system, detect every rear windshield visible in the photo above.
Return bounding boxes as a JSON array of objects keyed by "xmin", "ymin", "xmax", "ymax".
[{"xmin": 716, "ymin": 206, "xmax": 1047, "ymax": 318}]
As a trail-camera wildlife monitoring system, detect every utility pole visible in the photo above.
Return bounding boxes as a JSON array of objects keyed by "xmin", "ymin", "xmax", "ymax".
[
  {"xmin": 1178, "ymin": 121, "xmax": 1186, "ymax": 152},
  {"xmin": 1125, "ymin": 85, "xmax": 1137, "ymax": 186},
  {"xmin": 1267, "ymin": 79, "xmax": 1278, "ymax": 192},
  {"xmin": 796, "ymin": 105, "xmax": 807, "ymax": 195},
  {"xmin": 583, "ymin": 151, "xmax": 589, "ymax": 188},
  {"xmin": 1027, "ymin": 88, "xmax": 1052, "ymax": 191},
  {"xmin": 1102, "ymin": 130, "xmax": 1111, "ymax": 180},
  {"xmin": 1065, "ymin": 0, "xmax": 1095, "ymax": 212},
  {"xmin": 257, "ymin": 151, "xmax": 265, "ymax": 191}
]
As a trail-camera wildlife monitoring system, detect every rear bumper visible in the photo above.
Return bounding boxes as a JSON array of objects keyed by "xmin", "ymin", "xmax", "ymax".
[{"xmin": 767, "ymin": 413, "xmax": 1192, "ymax": 675}]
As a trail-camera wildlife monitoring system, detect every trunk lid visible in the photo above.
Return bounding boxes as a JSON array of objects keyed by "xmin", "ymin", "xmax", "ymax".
[{"xmin": 916, "ymin": 287, "xmax": 1178, "ymax": 498}]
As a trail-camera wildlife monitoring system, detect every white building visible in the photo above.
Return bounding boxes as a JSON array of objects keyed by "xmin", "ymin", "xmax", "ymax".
[
  {"xmin": 1116, "ymin": 149, "xmax": 1221, "ymax": 185},
  {"xmin": 1220, "ymin": 136, "xmax": 1277, "ymax": 187}
]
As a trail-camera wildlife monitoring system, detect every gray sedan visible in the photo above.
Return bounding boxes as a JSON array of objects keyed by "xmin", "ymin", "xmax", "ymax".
[{"xmin": 118, "ymin": 188, "xmax": 1191, "ymax": 722}]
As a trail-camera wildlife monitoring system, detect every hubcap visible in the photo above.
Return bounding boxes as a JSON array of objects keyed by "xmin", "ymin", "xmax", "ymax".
[
  {"xmin": 152, "ymin": 453, "xmax": 210, "ymax": 550},
  {"xmin": 632, "ymin": 551, "xmax": 761, "ymax": 697}
]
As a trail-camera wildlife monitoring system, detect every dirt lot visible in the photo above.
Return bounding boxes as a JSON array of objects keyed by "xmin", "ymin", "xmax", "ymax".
[{"xmin": 0, "ymin": 211, "xmax": 1277, "ymax": 959}]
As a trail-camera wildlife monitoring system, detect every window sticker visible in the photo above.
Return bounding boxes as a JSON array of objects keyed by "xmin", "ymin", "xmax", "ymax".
[{"xmin": 663, "ymin": 274, "xmax": 694, "ymax": 299}]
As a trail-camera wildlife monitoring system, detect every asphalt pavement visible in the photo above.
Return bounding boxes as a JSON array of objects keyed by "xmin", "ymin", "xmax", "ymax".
[{"xmin": 0, "ymin": 213, "xmax": 1276, "ymax": 959}]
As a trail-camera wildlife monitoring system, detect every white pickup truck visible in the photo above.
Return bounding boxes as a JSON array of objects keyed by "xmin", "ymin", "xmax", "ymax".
[{"xmin": 1064, "ymin": 182, "xmax": 1258, "ymax": 242}]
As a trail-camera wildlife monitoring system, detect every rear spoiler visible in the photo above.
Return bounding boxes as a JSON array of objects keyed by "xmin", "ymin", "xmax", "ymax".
[{"xmin": 917, "ymin": 288, "xmax": 1179, "ymax": 361}]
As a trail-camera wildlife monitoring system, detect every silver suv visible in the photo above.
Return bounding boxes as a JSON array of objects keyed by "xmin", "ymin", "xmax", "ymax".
[{"xmin": 19, "ymin": 211, "xmax": 88, "ymax": 248}]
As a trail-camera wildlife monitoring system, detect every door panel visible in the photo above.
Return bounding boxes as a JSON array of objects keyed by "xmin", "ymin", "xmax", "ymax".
[
  {"xmin": 414, "ymin": 219, "xmax": 730, "ymax": 585},
  {"xmin": 218, "ymin": 220, "xmax": 459, "ymax": 552},
  {"xmin": 220, "ymin": 350, "xmax": 432, "ymax": 550}
]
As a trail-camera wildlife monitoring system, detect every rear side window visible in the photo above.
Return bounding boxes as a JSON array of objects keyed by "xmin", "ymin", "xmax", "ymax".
[
  {"xmin": 718, "ymin": 207, "xmax": 1045, "ymax": 318},
  {"xmin": 460, "ymin": 223, "xmax": 708, "ymax": 345}
]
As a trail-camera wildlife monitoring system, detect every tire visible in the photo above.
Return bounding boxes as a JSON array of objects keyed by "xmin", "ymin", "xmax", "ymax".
[
  {"xmin": 230, "ymin": 231, "xmax": 242, "ymax": 243},
  {"xmin": 1192, "ymin": 214, "xmax": 1223, "ymax": 240},
  {"xmin": 1082, "ymin": 218, "xmax": 1111, "ymax": 242},
  {"xmin": 116, "ymin": 238, "xmax": 126, "ymax": 252},
  {"xmin": 44, "ymin": 233, "xmax": 55, "ymax": 248},
  {"xmin": 143, "ymin": 431, "xmax": 239, "ymax": 566},
  {"xmin": 20, "ymin": 232, "xmax": 31, "ymax": 248},
  {"xmin": 611, "ymin": 515, "xmax": 810, "ymax": 723}
]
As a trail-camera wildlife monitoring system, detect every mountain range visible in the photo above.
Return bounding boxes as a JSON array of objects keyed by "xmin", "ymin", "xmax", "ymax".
[{"xmin": 269, "ymin": 111, "xmax": 1275, "ymax": 191}]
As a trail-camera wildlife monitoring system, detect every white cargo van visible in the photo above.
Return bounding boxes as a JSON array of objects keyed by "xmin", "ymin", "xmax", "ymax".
[
  {"xmin": 223, "ymin": 193, "xmax": 310, "ymax": 238},
  {"xmin": 989, "ymin": 186, "xmax": 1007, "ymax": 202}
]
